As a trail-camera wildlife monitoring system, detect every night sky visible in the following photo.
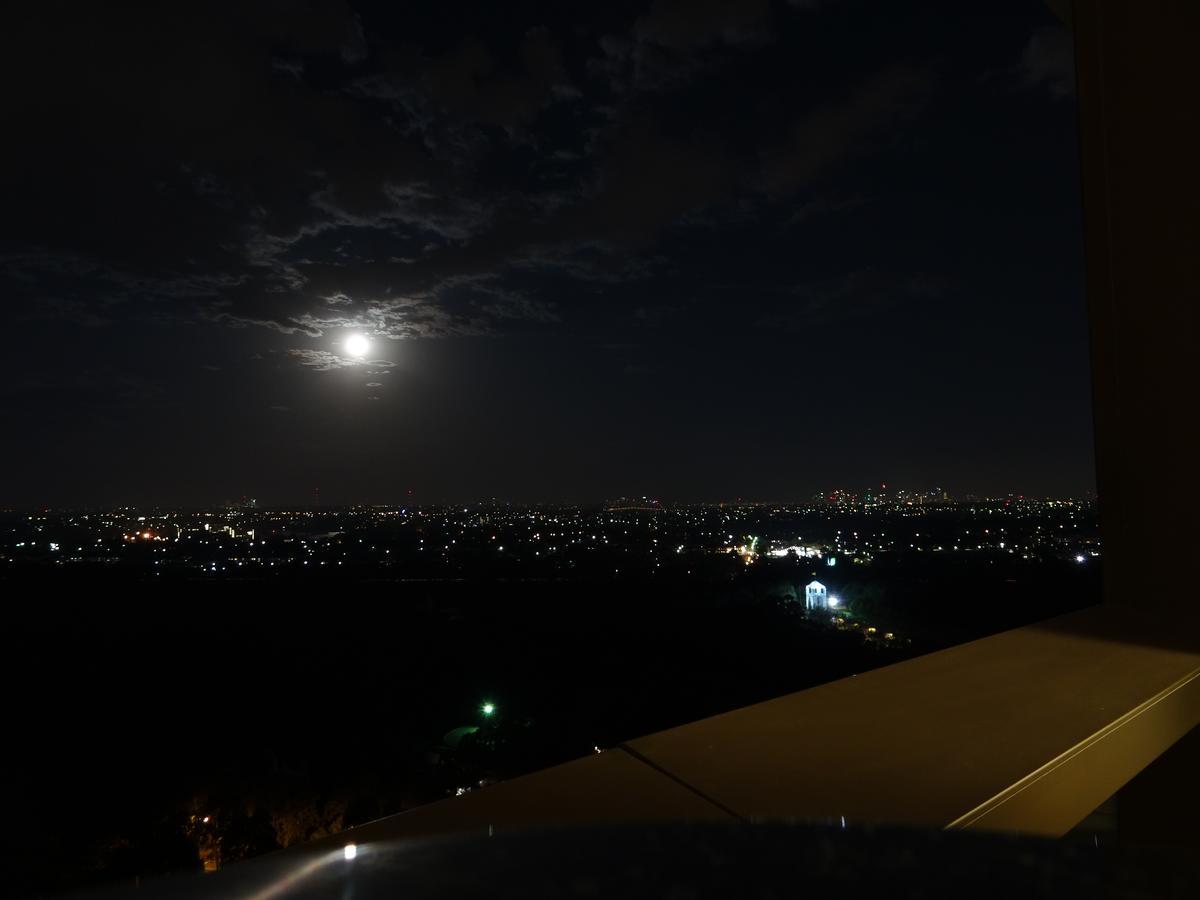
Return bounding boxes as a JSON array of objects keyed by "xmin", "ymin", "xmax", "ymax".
[{"xmin": 2, "ymin": 0, "xmax": 1091, "ymax": 507}]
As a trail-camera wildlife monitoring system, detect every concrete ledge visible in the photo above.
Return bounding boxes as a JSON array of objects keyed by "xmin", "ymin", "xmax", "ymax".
[
  {"xmin": 311, "ymin": 605, "xmax": 1199, "ymax": 849},
  {"xmin": 623, "ymin": 605, "xmax": 1200, "ymax": 834}
]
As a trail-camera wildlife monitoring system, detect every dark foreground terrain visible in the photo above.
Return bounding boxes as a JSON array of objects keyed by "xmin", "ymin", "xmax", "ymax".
[{"xmin": 2, "ymin": 551, "xmax": 1099, "ymax": 897}]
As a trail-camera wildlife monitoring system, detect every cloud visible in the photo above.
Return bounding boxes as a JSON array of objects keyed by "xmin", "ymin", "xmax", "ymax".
[
  {"xmin": 633, "ymin": 304, "xmax": 677, "ymax": 325},
  {"xmin": 1, "ymin": 249, "xmax": 247, "ymax": 326},
  {"xmin": 424, "ymin": 28, "xmax": 572, "ymax": 131},
  {"xmin": 758, "ymin": 66, "xmax": 931, "ymax": 196},
  {"xmin": 341, "ymin": 13, "xmax": 368, "ymax": 64},
  {"xmin": 2, "ymin": 2, "xmax": 939, "ymax": 345},
  {"xmin": 287, "ymin": 349, "xmax": 361, "ymax": 371},
  {"xmin": 286, "ymin": 348, "xmax": 400, "ymax": 371},
  {"xmin": 1017, "ymin": 26, "xmax": 1075, "ymax": 99},
  {"xmin": 593, "ymin": 0, "xmax": 773, "ymax": 98},
  {"xmin": 756, "ymin": 269, "xmax": 949, "ymax": 329},
  {"xmin": 633, "ymin": 0, "xmax": 773, "ymax": 51},
  {"xmin": 783, "ymin": 192, "xmax": 869, "ymax": 227}
]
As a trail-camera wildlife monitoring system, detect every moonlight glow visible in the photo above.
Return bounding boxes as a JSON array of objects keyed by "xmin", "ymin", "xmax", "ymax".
[{"xmin": 345, "ymin": 334, "xmax": 370, "ymax": 358}]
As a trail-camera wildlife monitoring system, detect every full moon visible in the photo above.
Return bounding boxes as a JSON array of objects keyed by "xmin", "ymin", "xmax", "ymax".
[{"xmin": 345, "ymin": 334, "xmax": 370, "ymax": 358}]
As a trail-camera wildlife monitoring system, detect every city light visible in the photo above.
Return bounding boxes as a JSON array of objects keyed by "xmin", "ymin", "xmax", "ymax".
[
  {"xmin": 1075, "ymin": 554, "xmax": 1086, "ymax": 563},
  {"xmin": 343, "ymin": 843, "xmax": 357, "ymax": 861}
]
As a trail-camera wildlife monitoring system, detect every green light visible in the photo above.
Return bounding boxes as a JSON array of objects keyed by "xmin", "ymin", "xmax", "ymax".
[{"xmin": 481, "ymin": 702, "xmax": 495, "ymax": 716}]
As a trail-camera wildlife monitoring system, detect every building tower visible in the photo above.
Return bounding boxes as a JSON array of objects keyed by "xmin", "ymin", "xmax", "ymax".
[{"xmin": 805, "ymin": 580, "xmax": 828, "ymax": 613}]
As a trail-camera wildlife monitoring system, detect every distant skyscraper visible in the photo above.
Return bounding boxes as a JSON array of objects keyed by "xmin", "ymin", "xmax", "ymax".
[{"xmin": 805, "ymin": 580, "xmax": 828, "ymax": 613}]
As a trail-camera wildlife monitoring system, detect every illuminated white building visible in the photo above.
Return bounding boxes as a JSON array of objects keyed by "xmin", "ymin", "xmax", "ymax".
[{"xmin": 805, "ymin": 580, "xmax": 828, "ymax": 612}]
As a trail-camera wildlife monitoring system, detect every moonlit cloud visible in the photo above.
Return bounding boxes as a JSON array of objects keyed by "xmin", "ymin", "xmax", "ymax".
[{"xmin": 287, "ymin": 350, "xmax": 360, "ymax": 371}]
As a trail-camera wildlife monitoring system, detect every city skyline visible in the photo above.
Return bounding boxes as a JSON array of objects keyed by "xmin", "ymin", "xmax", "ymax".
[{"xmin": 0, "ymin": 485, "xmax": 1097, "ymax": 514}]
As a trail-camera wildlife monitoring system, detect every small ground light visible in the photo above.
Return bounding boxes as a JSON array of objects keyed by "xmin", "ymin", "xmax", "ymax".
[
  {"xmin": 1075, "ymin": 554, "xmax": 1086, "ymax": 563},
  {"xmin": 481, "ymin": 702, "xmax": 495, "ymax": 716},
  {"xmin": 344, "ymin": 843, "xmax": 357, "ymax": 861}
]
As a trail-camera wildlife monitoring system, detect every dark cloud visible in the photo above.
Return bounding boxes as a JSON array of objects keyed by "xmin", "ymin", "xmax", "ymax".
[
  {"xmin": 783, "ymin": 192, "xmax": 869, "ymax": 227},
  {"xmin": 593, "ymin": 0, "xmax": 776, "ymax": 98},
  {"xmin": 1017, "ymin": 25, "xmax": 1075, "ymax": 99},
  {"xmin": 424, "ymin": 28, "xmax": 571, "ymax": 130},
  {"xmin": 755, "ymin": 270, "xmax": 949, "ymax": 329},
  {"xmin": 758, "ymin": 66, "xmax": 931, "ymax": 196},
  {"xmin": 634, "ymin": 0, "xmax": 773, "ymax": 51},
  {"xmin": 1, "ymin": 0, "xmax": 926, "ymax": 348}
]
